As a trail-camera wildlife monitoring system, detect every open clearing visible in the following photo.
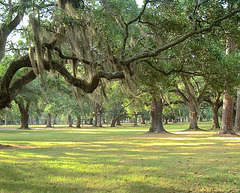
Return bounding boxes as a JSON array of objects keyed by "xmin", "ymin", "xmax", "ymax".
[{"xmin": 0, "ymin": 122, "xmax": 239, "ymax": 193}]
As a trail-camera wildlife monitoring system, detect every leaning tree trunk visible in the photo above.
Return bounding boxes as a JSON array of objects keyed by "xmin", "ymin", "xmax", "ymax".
[
  {"xmin": 211, "ymin": 105, "xmax": 220, "ymax": 130},
  {"xmin": 111, "ymin": 114, "xmax": 117, "ymax": 127},
  {"xmin": 235, "ymin": 88, "xmax": 240, "ymax": 132},
  {"xmin": 76, "ymin": 116, "xmax": 81, "ymax": 128},
  {"xmin": 68, "ymin": 114, "xmax": 73, "ymax": 127},
  {"xmin": 148, "ymin": 98, "xmax": 168, "ymax": 133},
  {"xmin": 188, "ymin": 104, "xmax": 200, "ymax": 130},
  {"xmin": 219, "ymin": 92, "xmax": 236, "ymax": 135},
  {"xmin": 46, "ymin": 113, "xmax": 52, "ymax": 128}
]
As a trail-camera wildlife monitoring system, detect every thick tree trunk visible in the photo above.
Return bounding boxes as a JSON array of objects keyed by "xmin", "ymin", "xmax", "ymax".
[
  {"xmin": 188, "ymin": 104, "xmax": 200, "ymax": 130},
  {"xmin": 141, "ymin": 114, "xmax": 146, "ymax": 124},
  {"xmin": 235, "ymin": 88, "xmax": 240, "ymax": 132},
  {"xmin": 46, "ymin": 113, "xmax": 52, "ymax": 128},
  {"xmin": 20, "ymin": 111, "xmax": 29, "ymax": 129},
  {"xmin": 68, "ymin": 114, "xmax": 73, "ymax": 127},
  {"xmin": 76, "ymin": 116, "xmax": 81, "ymax": 128},
  {"xmin": 148, "ymin": 98, "xmax": 168, "ymax": 133},
  {"xmin": 219, "ymin": 92, "xmax": 236, "ymax": 135},
  {"xmin": 211, "ymin": 106, "xmax": 220, "ymax": 130},
  {"xmin": 133, "ymin": 114, "xmax": 138, "ymax": 126},
  {"xmin": 96, "ymin": 113, "xmax": 102, "ymax": 127}
]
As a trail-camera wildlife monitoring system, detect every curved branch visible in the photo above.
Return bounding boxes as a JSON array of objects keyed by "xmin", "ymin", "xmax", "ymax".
[{"xmin": 123, "ymin": 8, "xmax": 240, "ymax": 65}]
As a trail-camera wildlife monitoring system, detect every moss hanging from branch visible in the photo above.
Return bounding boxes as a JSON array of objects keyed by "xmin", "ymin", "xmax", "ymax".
[{"xmin": 29, "ymin": 14, "xmax": 44, "ymax": 76}]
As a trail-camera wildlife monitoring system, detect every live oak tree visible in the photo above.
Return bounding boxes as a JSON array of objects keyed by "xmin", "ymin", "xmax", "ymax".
[{"xmin": 0, "ymin": 0, "xmax": 239, "ymax": 136}]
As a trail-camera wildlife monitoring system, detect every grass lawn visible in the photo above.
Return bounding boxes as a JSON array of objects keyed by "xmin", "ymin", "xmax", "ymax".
[{"xmin": 0, "ymin": 122, "xmax": 239, "ymax": 193}]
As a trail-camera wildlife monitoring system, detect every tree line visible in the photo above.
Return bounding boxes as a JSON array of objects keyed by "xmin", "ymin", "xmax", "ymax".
[{"xmin": 0, "ymin": 0, "xmax": 239, "ymax": 135}]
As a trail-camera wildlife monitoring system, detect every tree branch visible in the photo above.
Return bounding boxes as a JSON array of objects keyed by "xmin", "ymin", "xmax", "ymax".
[{"xmin": 123, "ymin": 8, "xmax": 240, "ymax": 65}]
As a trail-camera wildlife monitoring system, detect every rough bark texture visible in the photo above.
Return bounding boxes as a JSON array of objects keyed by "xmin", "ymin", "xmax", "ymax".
[
  {"xmin": 46, "ymin": 113, "xmax": 52, "ymax": 128},
  {"xmin": 96, "ymin": 113, "xmax": 103, "ymax": 127},
  {"xmin": 76, "ymin": 116, "xmax": 81, "ymax": 128},
  {"xmin": 148, "ymin": 98, "xmax": 168, "ymax": 133},
  {"xmin": 235, "ymin": 88, "xmax": 240, "ymax": 132},
  {"xmin": 219, "ymin": 92, "xmax": 236, "ymax": 135}
]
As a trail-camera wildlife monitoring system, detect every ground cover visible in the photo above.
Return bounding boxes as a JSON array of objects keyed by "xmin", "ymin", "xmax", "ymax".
[{"xmin": 0, "ymin": 122, "xmax": 239, "ymax": 193}]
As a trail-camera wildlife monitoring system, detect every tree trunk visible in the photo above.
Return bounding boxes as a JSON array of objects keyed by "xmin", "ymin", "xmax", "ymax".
[
  {"xmin": 219, "ymin": 92, "xmax": 236, "ymax": 135},
  {"xmin": 148, "ymin": 98, "xmax": 168, "ymax": 133},
  {"xmin": 76, "ymin": 116, "xmax": 81, "ymax": 128},
  {"xmin": 133, "ymin": 114, "xmax": 138, "ymax": 126},
  {"xmin": 89, "ymin": 117, "xmax": 93, "ymax": 125},
  {"xmin": 4, "ymin": 113, "xmax": 7, "ymax": 126},
  {"xmin": 68, "ymin": 114, "xmax": 73, "ymax": 127},
  {"xmin": 0, "ymin": 115, "xmax": 1, "ymax": 125},
  {"xmin": 20, "ymin": 111, "xmax": 29, "ymax": 129},
  {"xmin": 97, "ymin": 113, "xmax": 102, "ymax": 127},
  {"xmin": 111, "ymin": 114, "xmax": 116, "ymax": 127},
  {"xmin": 46, "ymin": 113, "xmax": 52, "ymax": 128},
  {"xmin": 116, "ymin": 118, "xmax": 121, "ymax": 126},
  {"xmin": 141, "ymin": 114, "xmax": 146, "ymax": 124},
  {"xmin": 235, "ymin": 88, "xmax": 240, "ymax": 132},
  {"xmin": 165, "ymin": 117, "xmax": 168, "ymax": 124},
  {"xmin": 188, "ymin": 104, "xmax": 200, "ymax": 130},
  {"xmin": 211, "ymin": 106, "xmax": 220, "ymax": 130}
]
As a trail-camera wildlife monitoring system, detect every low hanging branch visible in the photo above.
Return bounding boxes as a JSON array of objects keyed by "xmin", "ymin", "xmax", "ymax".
[{"xmin": 0, "ymin": 55, "xmax": 125, "ymax": 110}]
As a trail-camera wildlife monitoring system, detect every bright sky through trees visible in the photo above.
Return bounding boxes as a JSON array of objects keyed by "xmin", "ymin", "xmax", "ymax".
[{"xmin": 136, "ymin": 0, "xmax": 143, "ymax": 7}]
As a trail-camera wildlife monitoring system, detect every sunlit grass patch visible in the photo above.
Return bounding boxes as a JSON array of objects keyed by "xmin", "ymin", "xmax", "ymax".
[{"xmin": 0, "ymin": 122, "xmax": 239, "ymax": 192}]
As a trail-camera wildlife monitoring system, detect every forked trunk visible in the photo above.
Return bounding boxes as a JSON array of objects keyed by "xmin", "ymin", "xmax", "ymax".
[
  {"xmin": 46, "ymin": 113, "xmax": 52, "ymax": 128},
  {"xmin": 235, "ymin": 88, "xmax": 240, "ymax": 132},
  {"xmin": 219, "ymin": 92, "xmax": 236, "ymax": 135},
  {"xmin": 148, "ymin": 98, "xmax": 168, "ymax": 133},
  {"xmin": 76, "ymin": 116, "xmax": 81, "ymax": 128}
]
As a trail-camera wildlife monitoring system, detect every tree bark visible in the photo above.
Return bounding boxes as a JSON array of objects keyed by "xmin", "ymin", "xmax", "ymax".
[
  {"xmin": 133, "ymin": 114, "xmax": 138, "ymax": 126},
  {"xmin": 116, "ymin": 118, "xmax": 121, "ymax": 126},
  {"xmin": 235, "ymin": 88, "xmax": 240, "ymax": 132},
  {"xmin": 68, "ymin": 114, "xmax": 73, "ymax": 127},
  {"xmin": 188, "ymin": 104, "xmax": 200, "ymax": 130},
  {"xmin": 96, "ymin": 113, "xmax": 103, "ymax": 127},
  {"xmin": 211, "ymin": 106, "xmax": 220, "ymax": 130},
  {"xmin": 148, "ymin": 98, "xmax": 168, "ymax": 133},
  {"xmin": 111, "ymin": 114, "xmax": 116, "ymax": 127},
  {"xmin": 141, "ymin": 114, "xmax": 146, "ymax": 124},
  {"xmin": 89, "ymin": 117, "xmax": 93, "ymax": 125},
  {"xmin": 46, "ymin": 113, "xmax": 52, "ymax": 128},
  {"xmin": 15, "ymin": 99, "xmax": 30, "ymax": 129},
  {"xmin": 219, "ymin": 92, "xmax": 236, "ymax": 135},
  {"xmin": 76, "ymin": 116, "xmax": 81, "ymax": 128},
  {"xmin": 4, "ymin": 113, "xmax": 7, "ymax": 126}
]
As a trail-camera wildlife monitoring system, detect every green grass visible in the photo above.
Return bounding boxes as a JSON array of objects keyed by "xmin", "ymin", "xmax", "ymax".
[{"xmin": 0, "ymin": 122, "xmax": 239, "ymax": 193}]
